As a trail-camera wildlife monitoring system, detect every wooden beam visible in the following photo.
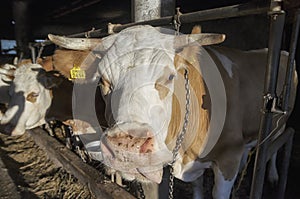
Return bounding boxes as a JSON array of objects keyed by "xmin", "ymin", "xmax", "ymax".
[{"xmin": 28, "ymin": 128, "xmax": 135, "ymax": 199}]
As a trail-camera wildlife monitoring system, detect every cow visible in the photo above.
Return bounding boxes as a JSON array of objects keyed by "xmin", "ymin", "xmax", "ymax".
[
  {"xmin": 0, "ymin": 49, "xmax": 106, "ymax": 138},
  {"xmin": 0, "ymin": 64, "xmax": 17, "ymax": 117},
  {"xmin": 0, "ymin": 56, "xmax": 53, "ymax": 114},
  {"xmin": 48, "ymin": 25, "xmax": 298, "ymax": 199}
]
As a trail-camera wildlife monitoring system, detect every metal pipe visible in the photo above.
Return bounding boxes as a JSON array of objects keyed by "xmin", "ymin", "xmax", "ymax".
[
  {"xmin": 113, "ymin": 2, "xmax": 269, "ymax": 34},
  {"xmin": 250, "ymin": 1, "xmax": 286, "ymax": 198},
  {"xmin": 132, "ymin": 0, "xmax": 161, "ymax": 22},
  {"xmin": 36, "ymin": 1, "xmax": 269, "ymax": 45},
  {"xmin": 282, "ymin": 10, "xmax": 300, "ymax": 111},
  {"xmin": 276, "ymin": 128, "xmax": 295, "ymax": 199},
  {"xmin": 33, "ymin": 2, "xmax": 268, "ymax": 48}
]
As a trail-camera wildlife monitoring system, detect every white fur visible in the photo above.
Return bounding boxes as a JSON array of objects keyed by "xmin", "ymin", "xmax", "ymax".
[
  {"xmin": 212, "ymin": 166, "xmax": 237, "ymax": 199},
  {"xmin": 1, "ymin": 64, "xmax": 51, "ymax": 135}
]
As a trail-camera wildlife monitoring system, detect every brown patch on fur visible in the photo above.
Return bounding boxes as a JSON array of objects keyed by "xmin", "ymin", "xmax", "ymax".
[
  {"xmin": 16, "ymin": 57, "xmax": 54, "ymax": 71},
  {"xmin": 17, "ymin": 59, "xmax": 33, "ymax": 66},
  {"xmin": 166, "ymin": 27, "xmax": 210, "ymax": 165},
  {"xmin": 63, "ymin": 119, "xmax": 92, "ymax": 134},
  {"xmin": 37, "ymin": 56, "xmax": 54, "ymax": 71},
  {"xmin": 26, "ymin": 92, "xmax": 38, "ymax": 103},
  {"xmin": 155, "ymin": 82, "xmax": 169, "ymax": 100},
  {"xmin": 52, "ymin": 49, "xmax": 99, "ymax": 80},
  {"xmin": 191, "ymin": 25, "xmax": 201, "ymax": 34},
  {"xmin": 154, "ymin": 67, "xmax": 174, "ymax": 100},
  {"xmin": 99, "ymin": 76, "xmax": 111, "ymax": 95}
]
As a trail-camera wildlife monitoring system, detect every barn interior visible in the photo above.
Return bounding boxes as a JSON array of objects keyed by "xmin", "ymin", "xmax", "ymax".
[{"xmin": 0, "ymin": 0, "xmax": 300, "ymax": 198}]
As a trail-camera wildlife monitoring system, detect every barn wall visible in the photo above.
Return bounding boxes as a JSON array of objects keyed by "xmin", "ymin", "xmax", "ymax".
[{"xmin": 180, "ymin": 14, "xmax": 269, "ymax": 50}]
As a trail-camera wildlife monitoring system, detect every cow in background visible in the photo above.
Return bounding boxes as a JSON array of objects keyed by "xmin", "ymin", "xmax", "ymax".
[
  {"xmin": 0, "ymin": 64, "xmax": 16, "ymax": 117},
  {"xmin": 0, "ymin": 48, "xmax": 106, "ymax": 137}
]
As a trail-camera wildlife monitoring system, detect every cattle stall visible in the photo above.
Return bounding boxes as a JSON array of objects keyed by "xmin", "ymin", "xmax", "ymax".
[{"xmin": 1, "ymin": 0, "xmax": 300, "ymax": 199}]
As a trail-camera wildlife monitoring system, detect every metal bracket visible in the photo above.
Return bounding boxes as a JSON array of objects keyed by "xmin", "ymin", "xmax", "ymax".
[
  {"xmin": 261, "ymin": 93, "xmax": 286, "ymax": 114},
  {"xmin": 173, "ymin": 7, "xmax": 182, "ymax": 35},
  {"xmin": 85, "ymin": 27, "xmax": 95, "ymax": 38},
  {"xmin": 268, "ymin": 0, "xmax": 285, "ymax": 16}
]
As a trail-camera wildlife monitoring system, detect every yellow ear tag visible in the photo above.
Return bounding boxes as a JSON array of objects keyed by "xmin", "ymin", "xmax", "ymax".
[{"xmin": 70, "ymin": 64, "xmax": 86, "ymax": 80}]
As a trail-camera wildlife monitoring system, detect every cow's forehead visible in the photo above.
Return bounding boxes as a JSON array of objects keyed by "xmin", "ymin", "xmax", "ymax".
[
  {"xmin": 97, "ymin": 26, "xmax": 176, "ymax": 84},
  {"xmin": 13, "ymin": 64, "xmax": 42, "ymax": 92}
]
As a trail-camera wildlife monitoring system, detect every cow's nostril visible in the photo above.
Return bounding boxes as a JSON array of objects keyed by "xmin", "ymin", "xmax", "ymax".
[{"xmin": 140, "ymin": 137, "xmax": 154, "ymax": 153}]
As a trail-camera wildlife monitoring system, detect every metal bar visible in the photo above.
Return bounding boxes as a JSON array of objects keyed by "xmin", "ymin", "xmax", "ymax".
[
  {"xmin": 35, "ymin": 1, "xmax": 268, "ymax": 48},
  {"xmin": 276, "ymin": 128, "xmax": 295, "ymax": 199},
  {"xmin": 113, "ymin": 2, "xmax": 268, "ymax": 34},
  {"xmin": 33, "ymin": 2, "xmax": 268, "ymax": 48},
  {"xmin": 266, "ymin": 127, "xmax": 294, "ymax": 161},
  {"xmin": 250, "ymin": 1, "xmax": 286, "ymax": 198},
  {"xmin": 282, "ymin": 9, "xmax": 300, "ymax": 111}
]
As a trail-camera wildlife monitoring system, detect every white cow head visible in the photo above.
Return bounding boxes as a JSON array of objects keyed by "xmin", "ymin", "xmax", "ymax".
[
  {"xmin": 0, "ymin": 64, "xmax": 59, "ymax": 135},
  {"xmin": 49, "ymin": 25, "xmax": 225, "ymax": 183}
]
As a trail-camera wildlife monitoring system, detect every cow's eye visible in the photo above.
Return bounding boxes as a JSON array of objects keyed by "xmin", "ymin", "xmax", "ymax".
[
  {"xmin": 26, "ymin": 92, "xmax": 39, "ymax": 103},
  {"xmin": 168, "ymin": 74, "xmax": 176, "ymax": 81}
]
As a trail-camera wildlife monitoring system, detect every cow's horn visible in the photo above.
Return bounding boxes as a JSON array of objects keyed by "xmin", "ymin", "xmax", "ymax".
[
  {"xmin": 48, "ymin": 34, "xmax": 102, "ymax": 50},
  {"xmin": 0, "ymin": 68, "xmax": 15, "ymax": 77},
  {"xmin": 3, "ymin": 64, "xmax": 16, "ymax": 70},
  {"xmin": 175, "ymin": 33, "xmax": 226, "ymax": 48}
]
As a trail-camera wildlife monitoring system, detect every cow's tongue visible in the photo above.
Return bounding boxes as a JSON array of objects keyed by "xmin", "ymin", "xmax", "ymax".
[{"xmin": 137, "ymin": 167, "xmax": 163, "ymax": 183}]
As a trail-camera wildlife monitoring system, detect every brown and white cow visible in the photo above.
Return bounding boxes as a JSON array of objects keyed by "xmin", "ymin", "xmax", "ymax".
[{"xmin": 14, "ymin": 25, "xmax": 300, "ymax": 198}]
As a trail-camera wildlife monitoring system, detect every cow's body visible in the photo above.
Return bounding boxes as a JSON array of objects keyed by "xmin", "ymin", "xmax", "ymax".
[{"xmin": 97, "ymin": 27, "xmax": 295, "ymax": 199}]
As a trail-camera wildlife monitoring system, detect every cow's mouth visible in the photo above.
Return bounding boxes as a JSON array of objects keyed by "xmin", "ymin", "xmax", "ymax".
[
  {"xmin": 100, "ymin": 123, "xmax": 173, "ymax": 183},
  {"xmin": 100, "ymin": 139, "xmax": 165, "ymax": 183}
]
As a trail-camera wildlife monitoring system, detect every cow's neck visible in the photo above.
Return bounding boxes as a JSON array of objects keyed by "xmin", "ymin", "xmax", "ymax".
[{"xmin": 166, "ymin": 46, "xmax": 210, "ymax": 165}]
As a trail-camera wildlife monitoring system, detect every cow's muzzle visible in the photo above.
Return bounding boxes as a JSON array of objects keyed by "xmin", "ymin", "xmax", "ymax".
[{"xmin": 100, "ymin": 122, "xmax": 172, "ymax": 183}]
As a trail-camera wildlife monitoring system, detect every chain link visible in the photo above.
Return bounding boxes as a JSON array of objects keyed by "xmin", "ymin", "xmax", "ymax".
[
  {"xmin": 137, "ymin": 181, "xmax": 145, "ymax": 199},
  {"xmin": 173, "ymin": 7, "xmax": 182, "ymax": 36},
  {"xmin": 168, "ymin": 69, "xmax": 190, "ymax": 199}
]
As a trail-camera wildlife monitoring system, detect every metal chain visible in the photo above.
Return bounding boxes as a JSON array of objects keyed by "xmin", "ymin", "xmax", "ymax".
[
  {"xmin": 168, "ymin": 69, "xmax": 190, "ymax": 199},
  {"xmin": 173, "ymin": 7, "xmax": 182, "ymax": 35},
  {"xmin": 136, "ymin": 181, "xmax": 145, "ymax": 199}
]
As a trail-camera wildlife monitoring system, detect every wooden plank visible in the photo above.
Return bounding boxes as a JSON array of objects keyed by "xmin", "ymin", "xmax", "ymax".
[{"xmin": 28, "ymin": 128, "xmax": 135, "ymax": 199}]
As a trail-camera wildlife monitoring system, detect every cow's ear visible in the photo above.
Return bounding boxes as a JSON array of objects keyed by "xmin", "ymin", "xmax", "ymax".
[
  {"xmin": 43, "ymin": 75, "xmax": 64, "ymax": 89},
  {"xmin": 174, "ymin": 33, "xmax": 226, "ymax": 50},
  {"xmin": 35, "ymin": 69, "xmax": 63, "ymax": 89}
]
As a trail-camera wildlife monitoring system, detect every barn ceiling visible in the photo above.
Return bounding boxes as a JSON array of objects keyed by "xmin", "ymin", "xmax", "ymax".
[{"xmin": 0, "ymin": 0, "xmax": 253, "ymax": 40}]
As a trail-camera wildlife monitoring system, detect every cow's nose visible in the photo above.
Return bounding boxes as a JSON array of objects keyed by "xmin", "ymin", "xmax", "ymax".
[{"xmin": 105, "ymin": 127, "xmax": 156, "ymax": 154}]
